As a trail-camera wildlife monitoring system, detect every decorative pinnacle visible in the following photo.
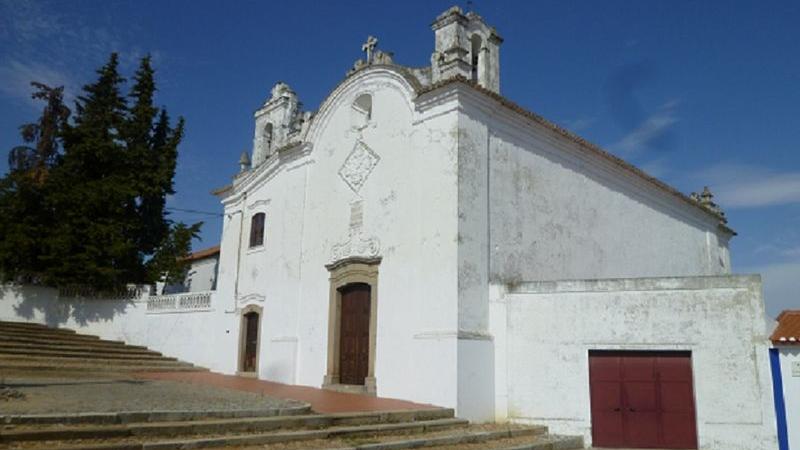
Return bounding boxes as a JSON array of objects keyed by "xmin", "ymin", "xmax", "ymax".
[
  {"xmin": 690, "ymin": 186, "xmax": 726, "ymax": 222},
  {"xmin": 239, "ymin": 151, "xmax": 251, "ymax": 172}
]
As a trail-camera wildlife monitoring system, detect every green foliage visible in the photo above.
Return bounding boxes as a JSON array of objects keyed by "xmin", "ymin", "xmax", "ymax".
[
  {"xmin": 0, "ymin": 53, "xmax": 201, "ymax": 291},
  {"xmin": 147, "ymin": 222, "xmax": 203, "ymax": 286}
]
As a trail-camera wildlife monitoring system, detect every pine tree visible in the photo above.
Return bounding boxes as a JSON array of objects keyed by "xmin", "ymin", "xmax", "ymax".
[
  {"xmin": 43, "ymin": 53, "xmax": 135, "ymax": 290},
  {"xmin": 124, "ymin": 56, "xmax": 185, "ymax": 257},
  {"xmin": 1, "ymin": 53, "xmax": 201, "ymax": 292},
  {"xmin": 0, "ymin": 83, "xmax": 69, "ymax": 284}
]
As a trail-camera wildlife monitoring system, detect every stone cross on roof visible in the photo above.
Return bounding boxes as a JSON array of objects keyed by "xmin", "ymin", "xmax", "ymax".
[{"xmin": 362, "ymin": 36, "xmax": 378, "ymax": 63}]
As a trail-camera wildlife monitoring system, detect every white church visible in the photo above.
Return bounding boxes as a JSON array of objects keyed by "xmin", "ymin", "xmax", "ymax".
[
  {"xmin": 0, "ymin": 6, "xmax": 778, "ymax": 450},
  {"xmin": 205, "ymin": 7, "xmax": 778, "ymax": 449}
]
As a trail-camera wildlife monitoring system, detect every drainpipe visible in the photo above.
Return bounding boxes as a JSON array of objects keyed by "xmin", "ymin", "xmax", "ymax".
[
  {"xmin": 770, "ymin": 348, "xmax": 789, "ymax": 450},
  {"xmin": 225, "ymin": 192, "xmax": 246, "ymax": 313}
]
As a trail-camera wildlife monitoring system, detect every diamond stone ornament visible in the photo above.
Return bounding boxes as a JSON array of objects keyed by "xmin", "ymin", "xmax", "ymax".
[{"xmin": 338, "ymin": 141, "xmax": 380, "ymax": 193}]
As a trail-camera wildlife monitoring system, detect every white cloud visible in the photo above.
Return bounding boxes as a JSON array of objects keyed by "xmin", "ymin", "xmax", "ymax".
[
  {"xmin": 562, "ymin": 116, "xmax": 596, "ymax": 132},
  {"xmin": 738, "ymin": 261, "xmax": 800, "ymax": 318},
  {"xmin": 0, "ymin": 60, "xmax": 76, "ymax": 108},
  {"xmin": 638, "ymin": 157, "xmax": 671, "ymax": 179},
  {"xmin": 612, "ymin": 99, "xmax": 679, "ymax": 154},
  {"xmin": 0, "ymin": 1, "xmax": 165, "ymax": 111},
  {"xmin": 693, "ymin": 163, "xmax": 800, "ymax": 209},
  {"xmin": 783, "ymin": 247, "xmax": 800, "ymax": 258}
]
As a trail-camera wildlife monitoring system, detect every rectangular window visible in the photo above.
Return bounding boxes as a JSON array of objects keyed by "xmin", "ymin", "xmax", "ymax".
[{"xmin": 249, "ymin": 213, "xmax": 265, "ymax": 247}]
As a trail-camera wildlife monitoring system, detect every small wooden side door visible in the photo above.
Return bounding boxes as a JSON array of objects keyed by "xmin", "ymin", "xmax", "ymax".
[{"xmin": 242, "ymin": 312, "xmax": 259, "ymax": 372}]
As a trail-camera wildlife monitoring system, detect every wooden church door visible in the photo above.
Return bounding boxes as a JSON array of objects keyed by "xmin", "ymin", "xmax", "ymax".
[{"xmin": 339, "ymin": 283, "xmax": 371, "ymax": 385}]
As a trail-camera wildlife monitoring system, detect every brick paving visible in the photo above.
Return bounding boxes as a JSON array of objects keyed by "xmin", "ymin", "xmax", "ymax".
[{"xmin": 135, "ymin": 371, "xmax": 438, "ymax": 414}]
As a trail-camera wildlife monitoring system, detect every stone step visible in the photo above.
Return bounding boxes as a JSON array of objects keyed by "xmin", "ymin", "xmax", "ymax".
[
  {"xmin": 0, "ymin": 353, "xmax": 190, "ymax": 367},
  {"xmin": 0, "ymin": 409, "xmax": 460, "ymax": 443},
  {"xmin": 0, "ymin": 340, "xmax": 161, "ymax": 356},
  {"xmin": 0, "ymin": 360, "xmax": 205, "ymax": 373},
  {"xmin": 0, "ymin": 323, "xmax": 84, "ymax": 336},
  {"xmin": 0, "ymin": 346, "xmax": 173, "ymax": 361},
  {"xmin": 32, "ymin": 425, "xmax": 546, "ymax": 450},
  {"xmin": 0, "ymin": 328, "xmax": 110, "ymax": 344},
  {"xmin": 0, "ymin": 333, "xmax": 149, "ymax": 350},
  {"xmin": 0, "ymin": 320, "xmax": 76, "ymax": 332},
  {"xmin": 504, "ymin": 434, "xmax": 585, "ymax": 449},
  {"xmin": 325, "ymin": 427, "xmax": 551, "ymax": 450},
  {"xmin": 1, "ymin": 405, "xmax": 314, "ymax": 425}
]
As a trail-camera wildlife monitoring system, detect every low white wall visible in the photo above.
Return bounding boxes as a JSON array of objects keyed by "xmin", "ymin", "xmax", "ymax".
[
  {"xmin": 498, "ymin": 275, "xmax": 777, "ymax": 450},
  {"xmin": 778, "ymin": 346, "xmax": 800, "ymax": 450},
  {"xmin": 0, "ymin": 284, "xmax": 238, "ymax": 374}
]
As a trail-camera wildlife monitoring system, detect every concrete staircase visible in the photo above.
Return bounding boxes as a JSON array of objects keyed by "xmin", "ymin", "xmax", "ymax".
[
  {"xmin": 0, "ymin": 408, "xmax": 584, "ymax": 449},
  {"xmin": 0, "ymin": 321, "xmax": 206, "ymax": 373}
]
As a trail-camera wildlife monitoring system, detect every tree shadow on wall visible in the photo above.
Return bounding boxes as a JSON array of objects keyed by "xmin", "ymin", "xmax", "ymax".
[{"xmin": 3, "ymin": 284, "xmax": 136, "ymax": 328}]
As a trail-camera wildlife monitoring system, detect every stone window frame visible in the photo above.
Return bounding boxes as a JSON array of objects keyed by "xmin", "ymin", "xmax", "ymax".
[
  {"xmin": 237, "ymin": 304, "xmax": 263, "ymax": 377},
  {"xmin": 323, "ymin": 256, "xmax": 380, "ymax": 395},
  {"xmin": 249, "ymin": 212, "xmax": 266, "ymax": 249}
]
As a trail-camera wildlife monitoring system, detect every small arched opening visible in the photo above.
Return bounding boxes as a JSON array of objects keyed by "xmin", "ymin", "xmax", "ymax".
[
  {"xmin": 263, "ymin": 122, "xmax": 274, "ymax": 155},
  {"xmin": 470, "ymin": 34, "xmax": 483, "ymax": 82},
  {"xmin": 351, "ymin": 93, "xmax": 372, "ymax": 130}
]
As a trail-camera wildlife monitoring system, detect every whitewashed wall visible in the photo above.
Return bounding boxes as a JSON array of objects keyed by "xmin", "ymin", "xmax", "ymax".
[
  {"xmin": 495, "ymin": 275, "xmax": 776, "ymax": 450},
  {"xmin": 778, "ymin": 347, "xmax": 800, "ymax": 449},
  {"xmin": 453, "ymin": 87, "xmax": 732, "ymax": 285},
  {"xmin": 185, "ymin": 256, "xmax": 219, "ymax": 292},
  {"xmin": 0, "ymin": 284, "xmax": 238, "ymax": 374}
]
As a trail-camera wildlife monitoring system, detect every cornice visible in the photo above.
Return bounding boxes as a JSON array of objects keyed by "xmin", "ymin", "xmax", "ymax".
[{"xmin": 220, "ymin": 142, "xmax": 312, "ymax": 206}]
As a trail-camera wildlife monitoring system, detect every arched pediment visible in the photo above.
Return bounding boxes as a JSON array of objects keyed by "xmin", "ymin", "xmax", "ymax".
[{"xmin": 305, "ymin": 65, "xmax": 420, "ymax": 145}]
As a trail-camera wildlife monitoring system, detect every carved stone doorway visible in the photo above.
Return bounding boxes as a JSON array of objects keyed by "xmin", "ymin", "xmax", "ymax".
[{"xmin": 323, "ymin": 257, "xmax": 380, "ymax": 395}]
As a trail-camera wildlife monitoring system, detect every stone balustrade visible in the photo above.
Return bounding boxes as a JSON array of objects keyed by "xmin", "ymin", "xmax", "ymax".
[{"xmin": 147, "ymin": 291, "xmax": 213, "ymax": 313}]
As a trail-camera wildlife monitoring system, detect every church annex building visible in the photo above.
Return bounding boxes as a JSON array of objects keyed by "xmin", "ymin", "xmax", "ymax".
[{"xmin": 0, "ymin": 7, "xmax": 778, "ymax": 450}]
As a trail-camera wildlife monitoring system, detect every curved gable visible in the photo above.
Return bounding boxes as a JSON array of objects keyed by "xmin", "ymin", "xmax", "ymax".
[{"xmin": 306, "ymin": 65, "xmax": 419, "ymax": 145}]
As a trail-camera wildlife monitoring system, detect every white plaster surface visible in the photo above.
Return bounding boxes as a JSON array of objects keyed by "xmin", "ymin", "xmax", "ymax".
[
  {"xmin": 185, "ymin": 256, "xmax": 218, "ymax": 292},
  {"xmin": 778, "ymin": 346, "xmax": 800, "ymax": 450},
  {"xmin": 452, "ymin": 87, "xmax": 732, "ymax": 284},
  {"xmin": 498, "ymin": 275, "xmax": 777, "ymax": 450}
]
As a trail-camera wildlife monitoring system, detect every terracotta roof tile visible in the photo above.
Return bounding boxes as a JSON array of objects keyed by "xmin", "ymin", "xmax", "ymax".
[
  {"xmin": 771, "ymin": 310, "xmax": 800, "ymax": 345},
  {"xmin": 185, "ymin": 245, "xmax": 220, "ymax": 262}
]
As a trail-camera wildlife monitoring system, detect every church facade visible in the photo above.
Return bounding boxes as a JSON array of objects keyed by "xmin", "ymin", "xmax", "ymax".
[{"xmin": 210, "ymin": 7, "xmax": 776, "ymax": 449}]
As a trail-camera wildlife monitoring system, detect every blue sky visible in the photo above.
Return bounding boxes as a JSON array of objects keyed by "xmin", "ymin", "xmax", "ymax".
[{"xmin": 1, "ymin": 1, "xmax": 798, "ymax": 317}]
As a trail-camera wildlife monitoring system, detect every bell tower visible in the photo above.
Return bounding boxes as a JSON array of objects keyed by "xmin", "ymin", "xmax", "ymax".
[
  {"xmin": 430, "ymin": 6, "xmax": 503, "ymax": 93},
  {"xmin": 252, "ymin": 82, "xmax": 300, "ymax": 166}
]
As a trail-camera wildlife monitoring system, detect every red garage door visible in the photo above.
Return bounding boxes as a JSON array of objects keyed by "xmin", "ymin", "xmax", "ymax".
[{"xmin": 589, "ymin": 351, "xmax": 698, "ymax": 449}]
